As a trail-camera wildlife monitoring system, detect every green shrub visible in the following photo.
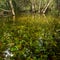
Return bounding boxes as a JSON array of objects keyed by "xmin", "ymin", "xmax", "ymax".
[{"xmin": 0, "ymin": 14, "xmax": 60, "ymax": 60}]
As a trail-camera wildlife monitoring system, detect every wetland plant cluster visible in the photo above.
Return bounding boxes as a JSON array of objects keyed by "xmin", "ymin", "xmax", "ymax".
[{"xmin": 0, "ymin": 15, "xmax": 60, "ymax": 60}]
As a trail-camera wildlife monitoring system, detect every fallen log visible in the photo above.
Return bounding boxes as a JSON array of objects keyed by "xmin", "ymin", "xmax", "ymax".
[
  {"xmin": 0, "ymin": 10, "xmax": 12, "ymax": 16},
  {"xmin": 0, "ymin": 8, "xmax": 11, "ymax": 12},
  {"xmin": 0, "ymin": 11, "xmax": 4, "ymax": 16}
]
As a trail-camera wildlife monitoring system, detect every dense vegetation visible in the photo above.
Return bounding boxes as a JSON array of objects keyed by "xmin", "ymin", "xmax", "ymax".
[
  {"xmin": 0, "ymin": 0, "xmax": 60, "ymax": 60},
  {"xmin": 0, "ymin": 14, "xmax": 60, "ymax": 60},
  {"xmin": 0, "ymin": 0, "xmax": 60, "ymax": 15}
]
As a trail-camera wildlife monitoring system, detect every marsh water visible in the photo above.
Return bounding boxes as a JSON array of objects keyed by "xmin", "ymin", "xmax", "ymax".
[{"xmin": 0, "ymin": 13, "xmax": 60, "ymax": 60}]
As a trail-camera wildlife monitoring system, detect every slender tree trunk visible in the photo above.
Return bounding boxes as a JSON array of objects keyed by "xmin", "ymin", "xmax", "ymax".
[
  {"xmin": 32, "ymin": 4, "xmax": 35, "ymax": 12},
  {"xmin": 57, "ymin": 0, "xmax": 60, "ymax": 11},
  {"xmin": 9, "ymin": 0, "xmax": 15, "ymax": 16},
  {"xmin": 31, "ymin": 0, "xmax": 35, "ymax": 12},
  {"xmin": 42, "ymin": 0, "xmax": 52, "ymax": 14},
  {"xmin": 38, "ymin": 0, "xmax": 42, "ymax": 13}
]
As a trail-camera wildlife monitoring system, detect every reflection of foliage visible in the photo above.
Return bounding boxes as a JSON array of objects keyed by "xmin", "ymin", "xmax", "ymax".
[{"xmin": 0, "ymin": 14, "xmax": 60, "ymax": 60}]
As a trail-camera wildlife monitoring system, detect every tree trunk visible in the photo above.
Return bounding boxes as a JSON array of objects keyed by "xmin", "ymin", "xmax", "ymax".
[
  {"xmin": 42, "ymin": 0, "xmax": 52, "ymax": 14},
  {"xmin": 9, "ymin": 0, "xmax": 15, "ymax": 16},
  {"xmin": 31, "ymin": 0, "xmax": 35, "ymax": 12},
  {"xmin": 38, "ymin": 0, "xmax": 42, "ymax": 13}
]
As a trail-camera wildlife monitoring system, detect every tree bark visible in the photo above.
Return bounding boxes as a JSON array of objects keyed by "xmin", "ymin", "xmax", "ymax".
[
  {"xmin": 38, "ymin": 0, "xmax": 42, "ymax": 13},
  {"xmin": 42, "ymin": 0, "xmax": 52, "ymax": 14},
  {"xmin": 9, "ymin": 0, "xmax": 15, "ymax": 16},
  {"xmin": 31, "ymin": 0, "xmax": 35, "ymax": 12}
]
